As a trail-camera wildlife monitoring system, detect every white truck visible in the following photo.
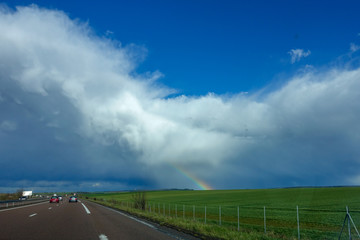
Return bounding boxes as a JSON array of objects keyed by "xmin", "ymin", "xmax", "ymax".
[{"xmin": 22, "ymin": 191, "xmax": 33, "ymax": 198}]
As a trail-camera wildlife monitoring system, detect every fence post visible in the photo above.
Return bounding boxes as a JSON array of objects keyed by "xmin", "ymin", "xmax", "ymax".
[
  {"xmin": 264, "ymin": 206, "xmax": 266, "ymax": 234},
  {"xmin": 347, "ymin": 206, "xmax": 351, "ymax": 239},
  {"xmin": 238, "ymin": 206, "xmax": 240, "ymax": 231},
  {"xmin": 158, "ymin": 203, "xmax": 160, "ymax": 214},
  {"xmin": 6, "ymin": 203, "xmax": 8, "ymax": 208},
  {"xmin": 169, "ymin": 204, "xmax": 170, "ymax": 216},
  {"xmin": 176, "ymin": 204, "xmax": 177, "ymax": 218},
  {"xmin": 219, "ymin": 206, "xmax": 221, "ymax": 225},
  {"xmin": 339, "ymin": 206, "xmax": 360, "ymax": 239},
  {"xmin": 163, "ymin": 203, "xmax": 165, "ymax": 216},
  {"xmin": 205, "ymin": 206, "xmax": 207, "ymax": 224},
  {"xmin": 183, "ymin": 205, "xmax": 185, "ymax": 219},
  {"xmin": 297, "ymin": 205, "xmax": 300, "ymax": 239},
  {"xmin": 193, "ymin": 205, "xmax": 195, "ymax": 220}
]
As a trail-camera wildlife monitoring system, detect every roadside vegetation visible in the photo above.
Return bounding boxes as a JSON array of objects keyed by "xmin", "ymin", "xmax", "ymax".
[
  {"xmin": 83, "ymin": 187, "xmax": 360, "ymax": 239},
  {"xmin": 131, "ymin": 191, "xmax": 146, "ymax": 210},
  {"xmin": 0, "ymin": 189, "xmax": 24, "ymax": 201}
]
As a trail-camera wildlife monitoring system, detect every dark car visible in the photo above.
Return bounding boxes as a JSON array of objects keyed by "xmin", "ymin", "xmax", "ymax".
[
  {"xmin": 69, "ymin": 196, "xmax": 78, "ymax": 203},
  {"xmin": 49, "ymin": 196, "xmax": 59, "ymax": 203}
]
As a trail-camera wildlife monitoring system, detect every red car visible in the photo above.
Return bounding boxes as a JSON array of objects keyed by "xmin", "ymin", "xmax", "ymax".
[{"xmin": 49, "ymin": 196, "xmax": 59, "ymax": 203}]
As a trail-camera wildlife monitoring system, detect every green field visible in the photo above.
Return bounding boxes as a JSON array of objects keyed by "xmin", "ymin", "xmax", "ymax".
[{"xmin": 84, "ymin": 187, "xmax": 360, "ymax": 239}]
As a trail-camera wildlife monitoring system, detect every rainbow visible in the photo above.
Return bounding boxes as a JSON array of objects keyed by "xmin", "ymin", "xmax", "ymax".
[{"xmin": 171, "ymin": 164, "xmax": 213, "ymax": 190}]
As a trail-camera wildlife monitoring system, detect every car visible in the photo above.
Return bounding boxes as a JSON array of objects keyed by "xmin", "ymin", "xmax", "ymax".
[
  {"xmin": 49, "ymin": 196, "xmax": 59, "ymax": 203},
  {"xmin": 58, "ymin": 196, "xmax": 63, "ymax": 201},
  {"xmin": 69, "ymin": 196, "xmax": 78, "ymax": 203},
  {"xmin": 19, "ymin": 196, "xmax": 27, "ymax": 201}
]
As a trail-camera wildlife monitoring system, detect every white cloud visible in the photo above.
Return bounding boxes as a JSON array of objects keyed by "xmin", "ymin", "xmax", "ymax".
[
  {"xmin": 0, "ymin": 121, "xmax": 17, "ymax": 131},
  {"xmin": 1, "ymin": 6, "xmax": 360, "ymax": 190},
  {"xmin": 288, "ymin": 49, "xmax": 311, "ymax": 63},
  {"xmin": 350, "ymin": 43, "xmax": 360, "ymax": 53},
  {"xmin": 348, "ymin": 175, "xmax": 360, "ymax": 185},
  {"xmin": 46, "ymin": 122, "xmax": 59, "ymax": 128},
  {"xmin": 105, "ymin": 30, "xmax": 114, "ymax": 36}
]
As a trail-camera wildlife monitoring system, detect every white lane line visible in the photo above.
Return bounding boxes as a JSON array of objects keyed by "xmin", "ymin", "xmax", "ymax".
[
  {"xmin": 91, "ymin": 202, "xmax": 185, "ymax": 240},
  {"xmin": 81, "ymin": 203, "xmax": 91, "ymax": 214},
  {"xmin": 29, "ymin": 213, "xmax": 37, "ymax": 217},
  {"xmin": 103, "ymin": 206, "xmax": 156, "ymax": 229},
  {"xmin": 99, "ymin": 234, "xmax": 108, "ymax": 240},
  {"xmin": 48, "ymin": 207, "xmax": 52, "ymax": 210},
  {"xmin": 0, "ymin": 201, "xmax": 48, "ymax": 212}
]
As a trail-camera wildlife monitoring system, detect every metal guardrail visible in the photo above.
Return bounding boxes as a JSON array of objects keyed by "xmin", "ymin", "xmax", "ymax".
[{"xmin": 0, "ymin": 198, "xmax": 48, "ymax": 209}]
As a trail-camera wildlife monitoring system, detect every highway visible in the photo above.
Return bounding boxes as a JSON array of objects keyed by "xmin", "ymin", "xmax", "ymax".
[{"xmin": 0, "ymin": 197, "xmax": 199, "ymax": 240}]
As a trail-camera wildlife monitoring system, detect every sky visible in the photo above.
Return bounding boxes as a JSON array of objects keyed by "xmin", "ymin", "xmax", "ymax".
[{"xmin": 1, "ymin": 1, "xmax": 360, "ymax": 192}]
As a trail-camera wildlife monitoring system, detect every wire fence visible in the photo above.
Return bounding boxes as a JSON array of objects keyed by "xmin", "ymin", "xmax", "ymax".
[{"xmin": 94, "ymin": 198, "xmax": 360, "ymax": 239}]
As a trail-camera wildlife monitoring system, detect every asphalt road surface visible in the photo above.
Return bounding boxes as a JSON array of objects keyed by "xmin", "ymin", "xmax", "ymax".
[{"xmin": 0, "ymin": 197, "xmax": 199, "ymax": 240}]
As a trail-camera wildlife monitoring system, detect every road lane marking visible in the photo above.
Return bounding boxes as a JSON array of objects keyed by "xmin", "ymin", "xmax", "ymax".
[
  {"xmin": 0, "ymin": 201, "xmax": 48, "ymax": 212},
  {"xmin": 48, "ymin": 207, "xmax": 52, "ymax": 210},
  {"xmin": 99, "ymin": 234, "xmax": 108, "ymax": 240},
  {"xmin": 102, "ymin": 206, "xmax": 156, "ymax": 229},
  {"xmin": 81, "ymin": 203, "xmax": 91, "ymax": 214},
  {"xmin": 94, "ymin": 203, "xmax": 188, "ymax": 239},
  {"xmin": 29, "ymin": 213, "xmax": 37, "ymax": 217}
]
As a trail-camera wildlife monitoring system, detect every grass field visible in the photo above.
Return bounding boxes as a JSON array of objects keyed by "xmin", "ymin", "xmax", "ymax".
[{"xmin": 84, "ymin": 187, "xmax": 360, "ymax": 239}]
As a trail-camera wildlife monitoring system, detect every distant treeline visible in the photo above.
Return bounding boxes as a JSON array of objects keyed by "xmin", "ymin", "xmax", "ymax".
[{"xmin": 0, "ymin": 189, "xmax": 23, "ymax": 201}]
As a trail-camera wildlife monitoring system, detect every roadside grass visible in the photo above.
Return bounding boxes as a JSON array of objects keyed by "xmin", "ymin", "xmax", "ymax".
[
  {"xmin": 83, "ymin": 187, "xmax": 360, "ymax": 239},
  {"xmin": 87, "ymin": 198, "xmax": 285, "ymax": 240}
]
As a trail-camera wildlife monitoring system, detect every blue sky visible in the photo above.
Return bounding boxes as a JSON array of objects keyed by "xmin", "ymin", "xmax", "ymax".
[
  {"xmin": 6, "ymin": 0, "xmax": 360, "ymax": 95},
  {"xmin": 1, "ymin": 1, "xmax": 360, "ymax": 192}
]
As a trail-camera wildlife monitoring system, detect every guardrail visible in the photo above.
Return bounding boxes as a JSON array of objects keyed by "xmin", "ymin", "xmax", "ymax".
[{"xmin": 0, "ymin": 198, "xmax": 48, "ymax": 209}]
